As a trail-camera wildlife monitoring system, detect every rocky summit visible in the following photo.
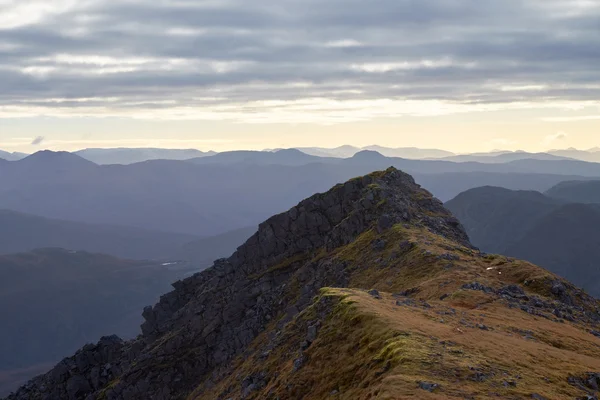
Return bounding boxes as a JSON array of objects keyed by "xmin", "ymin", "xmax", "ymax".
[{"xmin": 6, "ymin": 167, "xmax": 600, "ymax": 400}]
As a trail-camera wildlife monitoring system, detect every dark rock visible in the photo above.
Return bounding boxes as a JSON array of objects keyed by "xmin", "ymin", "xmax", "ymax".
[
  {"xmin": 418, "ymin": 381, "xmax": 439, "ymax": 392},
  {"xmin": 307, "ymin": 324, "xmax": 319, "ymax": 342},
  {"xmin": 371, "ymin": 239, "xmax": 387, "ymax": 251},
  {"xmin": 293, "ymin": 354, "xmax": 307, "ymax": 372},
  {"xmin": 376, "ymin": 214, "xmax": 394, "ymax": 233},
  {"xmin": 66, "ymin": 375, "xmax": 91, "ymax": 400},
  {"xmin": 462, "ymin": 282, "xmax": 494, "ymax": 293},
  {"xmin": 368, "ymin": 289, "xmax": 382, "ymax": 299}
]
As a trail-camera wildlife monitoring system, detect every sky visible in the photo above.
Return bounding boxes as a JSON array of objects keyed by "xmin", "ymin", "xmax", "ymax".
[{"xmin": 1, "ymin": 0, "xmax": 599, "ymax": 153}]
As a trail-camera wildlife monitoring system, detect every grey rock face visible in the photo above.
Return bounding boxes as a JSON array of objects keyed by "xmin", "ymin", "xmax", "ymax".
[
  {"xmin": 5, "ymin": 168, "xmax": 472, "ymax": 400},
  {"xmin": 418, "ymin": 381, "xmax": 439, "ymax": 392}
]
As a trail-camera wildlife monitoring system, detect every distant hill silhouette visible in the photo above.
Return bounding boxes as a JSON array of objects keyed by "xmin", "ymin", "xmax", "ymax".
[
  {"xmin": 439, "ymin": 151, "xmax": 572, "ymax": 163},
  {"xmin": 506, "ymin": 203, "xmax": 600, "ymax": 297},
  {"xmin": 545, "ymin": 180, "xmax": 600, "ymax": 203},
  {"xmin": 447, "ymin": 186, "xmax": 600, "ymax": 296},
  {"xmin": 549, "ymin": 148, "xmax": 600, "ymax": 163},
  {"xmin": 0, "ymin": 151, "xmax": 27, "ymax": 161},
  {"xmin": 180, "ymin": 226, "xmax": 257, "ymax": 267},
  {"xmin": 446, "ymin": 187, "xmax": 563, "ymax": 253},
  {"xmin": 74, "ymin": 148, "xmax": 215, "ymax": 165},
  {"xmin": 188, "ymin": 149, "xmax": 335, "ymax": 166},
  {"xmin": 0, "ymin": 151, "xmax": 596, "ymax": 237},
  {"xmin": 0, "ymin": 209, "xmax": 198, "ymax": 260}
]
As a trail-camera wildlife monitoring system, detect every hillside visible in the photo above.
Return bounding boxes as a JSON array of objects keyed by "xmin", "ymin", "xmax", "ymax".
[
  {"xmin": 445, "ymin": 187, "xmax": 563, "ymax": 253},
  {"xmin": 446, "ymin": 186, "xmax": 600, "ymax": 297},
  {"xmin": 545, "ymin": 180, "xmax": 600, "ymax": 204},
  {"xmin": 0, "ymin": 210, "xmax": 198, "ymax": 260},
  {"xmin": 506, "ymin": 203, "xmax": 600, "ymax": 297},
  {"xmin": 0, "ymin": 249, "xmax": 195, "ymax": 396},
  {"xmin": 7, "ymin": 168, "xmax": 600, "ymax": 400}
]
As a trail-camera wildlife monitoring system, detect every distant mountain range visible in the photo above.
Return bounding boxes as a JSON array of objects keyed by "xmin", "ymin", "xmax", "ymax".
[
  {"xmin": 0, "ymin": 151, "xmax": 27, "ymax": 162},
  {"xmin": 3, "ymin": 146, "xmax": 600, "ymax": 163},
  {"xmin": 0, "ymin": 150, "xmax": 597, "ymax": 238},
  {"xmin": 73, "ymin": 148, "xmax": 216, "ymax": 165},
  {"xmin": 446, "ymin": 182, "xmax": 600, "ymax": 297},
  {"xmin": 545, "ymin": 180, "xmax": 600, "ymax": 204}
]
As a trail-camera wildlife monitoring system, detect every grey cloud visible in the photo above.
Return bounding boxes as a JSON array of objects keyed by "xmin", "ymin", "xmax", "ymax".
[
  {"xmin": 31, "ymin": 136, "xmax": 45, "ymax": 145},
  {"xmin": 0, "ymin": 0, "xmax": 599, "ymax": 117}
]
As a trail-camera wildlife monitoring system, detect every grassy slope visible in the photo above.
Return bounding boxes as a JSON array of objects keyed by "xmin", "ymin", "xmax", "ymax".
[{"xmin": 192, "ymin": 222, "xmax": 600, "ymax": 400}]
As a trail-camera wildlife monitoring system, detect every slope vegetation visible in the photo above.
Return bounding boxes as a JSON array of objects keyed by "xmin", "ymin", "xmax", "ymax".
[
  {"xmin": 5, "ymin": 168, "xmax": 600, "ymax": 400},
  {"xmin": 447, "ymin": 186, "xmax": 600, "ymax": 297}
]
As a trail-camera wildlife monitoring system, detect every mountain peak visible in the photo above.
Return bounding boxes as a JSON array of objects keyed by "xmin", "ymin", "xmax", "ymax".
[
  {"xmin": 18, "ymin": 150, "xmax": 97, "ymax": 168},
  {"xmin": 221, "ymin": 167, "xmax": 470, "ymax": 274},
  {"xmin": 8, "ymin": 169, "xmax": 600, "ymax": 400},
  {"xmin": 351, "ymin": 149, "xmax": 389, "ymax": 161}
]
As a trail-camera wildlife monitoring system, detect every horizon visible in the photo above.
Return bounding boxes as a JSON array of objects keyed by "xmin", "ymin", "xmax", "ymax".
[{"xmin": 3, "ymin": 144, "xmax": 600, "ymax": 156}]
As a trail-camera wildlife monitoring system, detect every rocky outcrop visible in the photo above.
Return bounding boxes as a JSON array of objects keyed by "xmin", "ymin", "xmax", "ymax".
[{"xmin": 2, "ymin": 168, "xmax": 473, "ymax": 400}]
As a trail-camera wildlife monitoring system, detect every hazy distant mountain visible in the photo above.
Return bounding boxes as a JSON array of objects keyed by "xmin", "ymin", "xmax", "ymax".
[
  {"xmin": 446, "ymin": 186, "xmax": 600, "ymax": 297},
  {"xmin": 0, "ymin": 151, "xmax": 596, "ymax": 237},
  {"xmin": 548, "ymin": 148, "xmax": 600, "ymax": 163},
  {"xmin": 188, "ymin": 149, "xmax": 335, "ymax": 166},
  {"xmin": 180, "ymin": 226, "xmax": 257, "ymax": 268},
  {"xmin": 0, "ymin": 209, "xmax": 198, "ymax": 260},
  {"xmin": 439, "ymin": 151, "xmax": 572, "ymax": 163},
  {"xmin": 0, "ymin": 150, "xmax": 27, "ymax": 161},
  {"xmin": 292, "ymin": 145, "xmax": 360, "ymax": 158},
  {"xmin": 446, "ymin": 187, "xmax": 563, "ymax": 253},
  {"xmin": 74, "ymin": 148, "xmax": 215, "ymax": 165},
  {"xmin": 283, "ymin": 145, "xmax": 454, "ymax": 159},
  {"xmin": 416, "ymin": 172, "xmax": 590, "ymax": 202},
  {"xmin": 545, "ymin": 180, "xmax": 600, "ymax": 203},
  {"xmin": 0, "ymin": 248, "xmax": 191, "ymax": 395},
  {"xmin": 506, "ymin": 203, "xmax": 600, "ymax": 297},
  {"xmin": 361, "ymin": 145, "xmax": 455, "ymax": 159}
]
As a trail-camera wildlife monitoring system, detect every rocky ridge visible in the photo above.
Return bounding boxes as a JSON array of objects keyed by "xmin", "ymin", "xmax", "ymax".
[{"xmin": 6, "ymin": 167, "xmax": 600, "ymax": 400}]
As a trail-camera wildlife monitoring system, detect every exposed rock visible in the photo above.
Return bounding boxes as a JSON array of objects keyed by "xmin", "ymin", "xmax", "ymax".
[
  {"xmin": 418, "ymin": 381, "xmax": 440, "ymax": 392},
  {"xmin": 462, "ymin": 282, "xmax": 494, "ymax": 294},
  {"xmin": 368, "ymin": 289, "xmax": 382, "ymax": 299}
]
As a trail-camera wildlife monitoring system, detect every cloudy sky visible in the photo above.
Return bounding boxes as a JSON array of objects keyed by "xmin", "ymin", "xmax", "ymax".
[{"xmin": 1, "ymin": 0, "xmax": 599, "ymax": 153}]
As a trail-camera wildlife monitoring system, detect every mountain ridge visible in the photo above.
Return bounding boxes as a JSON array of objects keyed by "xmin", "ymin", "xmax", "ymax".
[{"xmin": 7, "ymin": 168, "xmax": 600, "ymax": 400}]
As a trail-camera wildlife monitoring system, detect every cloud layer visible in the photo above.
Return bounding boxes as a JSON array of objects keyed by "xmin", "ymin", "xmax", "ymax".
[{"xmin": 1, "ymin": 0, "xmax": 599, "ymax": 123}]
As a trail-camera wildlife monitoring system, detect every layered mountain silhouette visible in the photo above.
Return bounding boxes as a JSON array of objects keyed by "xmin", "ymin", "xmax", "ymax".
[
  {"xmin": 0, "ymin": 249, "xmax": 193, "ymax": 396},
  {"xmin": 73, "ymin": 148, "xmax": 215, "ymax": 165},
  {"xmin": 6, "ymin": 169, "xmax": 600, "ymax": 400},
  {"xmin": 0, "ymin": 150, "xmax": 27, "ymax": 162},
  {"xmin": 0, "ymin": 151, "xmax": 596, "ymax": 238},
  {"xmin": 545, "ymin": 180, "xmax": 600, "ymax": 204},
  {"xmin": 0, "ymin": 209, "xmax": 198, "ymax": 260},
  {"xmin": 447, "ymin": 185, "xmax": 600, "ymax": 296},
  {"xmin": 439, "ymin": 151, "xmax": 573, "ymax": 163}
]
